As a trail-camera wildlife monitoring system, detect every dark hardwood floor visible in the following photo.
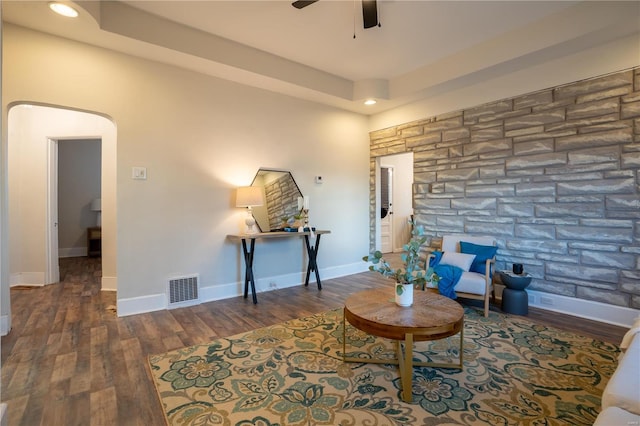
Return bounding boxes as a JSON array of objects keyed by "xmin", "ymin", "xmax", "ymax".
[{"xmin": 1, "ymin": 256, "xmax": 627, "ymax": 425}]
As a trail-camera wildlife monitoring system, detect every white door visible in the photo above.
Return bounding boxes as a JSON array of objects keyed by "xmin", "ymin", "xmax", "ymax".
[
  {"xmin": 380, "ymin": 167, "xmax": 393, "ymax": 253},
  {"xmin": 46, "ymin": 138, "xmax": 60, "ymax": 284}
]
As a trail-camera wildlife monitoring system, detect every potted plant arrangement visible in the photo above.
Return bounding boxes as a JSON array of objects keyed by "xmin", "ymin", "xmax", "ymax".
[
  {"xmin": 424, "ymin": 267, "xmax": 440, "ymax": 290},
  {"xmin": 280, "ymin": 216, "xmax": 290, "ymax": 229},
  {"xmin": 291, "ymin": 213, "xmax": 304, "ymax": 228},
  {"xmin": 363, "ymin": 220, "xmax": 428, "ymax": 307}
]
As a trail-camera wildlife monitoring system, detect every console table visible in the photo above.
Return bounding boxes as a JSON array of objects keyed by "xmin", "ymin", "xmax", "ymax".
[{"xmin": 227, "ymin": 230, "xmax": 330, "ymax": 304}]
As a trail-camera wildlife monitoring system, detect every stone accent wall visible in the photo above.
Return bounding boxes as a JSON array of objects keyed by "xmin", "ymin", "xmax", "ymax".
[{"xmin": 369, "ymin": 67, "xmax": 640, "ymax": 310}]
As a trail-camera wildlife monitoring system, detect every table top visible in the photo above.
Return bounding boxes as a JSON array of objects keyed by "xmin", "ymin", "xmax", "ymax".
[
  {"xmin": 499, "ymin": 270, "xmax": 531, "ymax": 278},
  {"xmin": 498, "ymin": 270, "xmax": 532, "ymax": 290},
  {"xmin": 227, "ymin": 230, "xmax": 330, "ymax": 240},
  {"xmin": 344, "ymin": 288, "xmax": 464, "ymax": 341}
]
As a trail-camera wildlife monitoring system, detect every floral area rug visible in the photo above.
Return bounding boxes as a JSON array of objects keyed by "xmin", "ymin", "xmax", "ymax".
[{"xmin": 148, "ymin": 307, "xmax": 619, "ymax": 425}]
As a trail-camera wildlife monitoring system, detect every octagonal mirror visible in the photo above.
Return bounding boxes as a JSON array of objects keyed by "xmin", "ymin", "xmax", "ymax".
[{"xmin": 250, "ymin": 168, "xmax": 303, "ymax": 232}]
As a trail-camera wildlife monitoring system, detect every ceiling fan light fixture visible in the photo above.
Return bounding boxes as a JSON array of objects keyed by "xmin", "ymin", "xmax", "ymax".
[
  {"xmin": 49, "ymin": 2, "xmax": 79, "ymax": 18},
  {"xmin": 291, "ymin": 0, "xmax": 319, "ymax": 9},
  {"xmin": 362, "ymin": 0, "xmax": 379, "ymax": 29},
  {"xmin": 364, "ymin": 99, "xmax": 377, "ymax": 106}
]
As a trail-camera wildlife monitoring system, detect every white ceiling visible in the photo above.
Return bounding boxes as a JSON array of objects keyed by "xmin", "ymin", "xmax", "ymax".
[{"xmin": 3, "ymin": 1, "xmax": 640, "ymax": 114}]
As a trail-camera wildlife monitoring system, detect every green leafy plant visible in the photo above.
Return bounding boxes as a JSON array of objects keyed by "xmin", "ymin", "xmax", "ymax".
[
  {"xmin": 280, "ymin": 216, "xmax": 290, "ymax": 227},
  {"xmin": 424, "ymin": 266, "xmax": 440, "ymax": 288},
  {"xmin": 363, "ymin": 220, "xmax": 428, "ymax": 294}
]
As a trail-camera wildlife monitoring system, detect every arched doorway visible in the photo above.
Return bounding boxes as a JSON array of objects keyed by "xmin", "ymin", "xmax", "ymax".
[{"xmin": 4, "ymin": 104, "xmax": 117, "ymax": 334}]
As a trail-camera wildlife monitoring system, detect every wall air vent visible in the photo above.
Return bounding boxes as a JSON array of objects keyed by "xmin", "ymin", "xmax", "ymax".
[{"xmin": 167, "ymin": 274, "xmax": 199, "ymax": 309}]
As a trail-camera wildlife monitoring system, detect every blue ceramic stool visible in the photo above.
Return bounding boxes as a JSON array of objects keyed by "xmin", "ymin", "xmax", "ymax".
[{"xmin": 499, "ymin": 271, "xmax": 532, "ymax": 315}]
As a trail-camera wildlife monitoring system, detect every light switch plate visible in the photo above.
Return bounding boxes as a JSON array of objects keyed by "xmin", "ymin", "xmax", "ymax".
[{"xmin": 132, "ymin": 167, "xmax": 147, "ymax": 180}]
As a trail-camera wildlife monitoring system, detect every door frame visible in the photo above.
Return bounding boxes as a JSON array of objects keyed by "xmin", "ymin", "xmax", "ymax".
[
  {"xmin": 375, "ymin": 152, "xmax": 414, "ymax": 253},
  {"xmin": 5, "ymin": 103, "xmax": 117, "ymax": 336},
  {"xmin": 380, "ymin": 165, "xmax": 393, "ymax": 253},
  {"xmin": 45, "ymin": 138, "xmax": 59, "ymax": 284}
]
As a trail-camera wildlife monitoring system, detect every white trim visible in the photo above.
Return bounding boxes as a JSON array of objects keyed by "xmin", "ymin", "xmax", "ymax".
[
  {"xmin": 113, "ymin": 264, "xmax": 638, "ymax": 330},
  {"xmin": 59, "ymin": 247, "xmax": 87, "ymax": 258},
  {"xmin": 46, "ymin": 138, "xmax": 59, "ymax": 284},
  {"xmin": 101, "ymin": 276, "xmax": 117, "ymax": 292},
  {"xmin": 117, "ymin": 293, "xmax": 166, "ymax": 317},
  {"xmin": 0, "ymin": 402, "xmax": 7, "ymax": 426},
  {"xmin": 311, "ymin": 262, "xmax": 369, "ymax": 282},
  {"xmin": 198, "ymin": 272, "xmax": 320, "ymax": 303},
  {"xmin": 380, "ymin": 165, "xmax": 393, "ymax": 253},
  {"xmin": 0, "ymin": 314, "xmax": 11, "ymax": 336},
  {"xmin": 199, "ymin": 281, "xmax": 245, "ymax": 302},
  {"xmin": 10, "ymin": 272, "xmax": 45, "ymax": 286},
  {"xmin": 527, "ymin": 289, "xmax": 639, "ymax": 328},
  {"xmin": 115, "ymin": 264, "xmax": 368, "ymax": 316},
  {"xmin": 374, "ymin": 158, "xmax": 382, "ymax": 251}
]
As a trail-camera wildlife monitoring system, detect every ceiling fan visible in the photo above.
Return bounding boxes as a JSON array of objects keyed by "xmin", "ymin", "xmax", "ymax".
[{"xmin": 292, "ymin": 0, "xmax": 379, "ymax": 29}]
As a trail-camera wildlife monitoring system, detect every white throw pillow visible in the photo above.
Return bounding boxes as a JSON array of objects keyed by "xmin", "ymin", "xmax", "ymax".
[{"xmin": 440, "ymin": 251, "xmax": 476, "ymax": 272}]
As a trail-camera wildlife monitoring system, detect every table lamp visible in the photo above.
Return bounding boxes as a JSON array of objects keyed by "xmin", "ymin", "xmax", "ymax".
[
  {"xmin": 236, "ymin": 186, "xmax": 263, "ymax": 234},
  {"xmin": 91, "ymin": 198, "xmax": 102, "ymax": 227}
]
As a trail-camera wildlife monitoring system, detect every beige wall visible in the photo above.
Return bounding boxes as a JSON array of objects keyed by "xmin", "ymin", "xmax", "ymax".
[
  {"xmin": 58, "ymin": 139, "xmax": 102, "ymax": 256},
  {"xmin": 2, "ymin": 24, "xmax": 371, "ymax": 318},
  {"xmin": 3, "ymin": 15, "xmax": 638, "ymax": 325}
]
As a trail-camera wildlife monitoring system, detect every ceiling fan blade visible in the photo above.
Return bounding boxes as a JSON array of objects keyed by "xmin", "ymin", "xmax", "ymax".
[
  {"xmin": 292, "ymin": 0, "xmax": 319, "ymax": 9},
  {"xmin": 362, "ymin": 0, "xmax": 378, "ymax": 28}
]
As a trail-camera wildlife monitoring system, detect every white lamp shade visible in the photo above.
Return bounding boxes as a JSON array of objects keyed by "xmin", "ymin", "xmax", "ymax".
[
  {"xmin": 236, "ymin": 186, "xmax": 263, "ymax": 207},
  {"xmin": 91, "ymin": 198, "xmax": 102, "ymax": 211}
]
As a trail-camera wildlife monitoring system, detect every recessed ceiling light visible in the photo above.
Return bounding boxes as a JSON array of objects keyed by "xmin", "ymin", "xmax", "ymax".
[
  {"xmin": 49, "ymin": 2, "xmax": 79, "ymax": 18},
  {"xmin": 364, "ymin": 99, "xmax": 377, "ymax": 106}
]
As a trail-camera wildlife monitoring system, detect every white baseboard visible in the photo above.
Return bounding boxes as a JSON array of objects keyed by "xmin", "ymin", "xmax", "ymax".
[
  {"xmin": 199, "ymin": 281, "xmax": 243, "ymax": 303},
  {"xmin": 101, "ymin": 276, "xmax": 117, "ymax": 291},
  {"xmin": 0, "ymin": 314, "xmax": 11, "ymax": 336},
  {"xmin": 316, "ymin": 261, "xmax": 370, "ymax": 281},
  {"xmin": 10, "ymin": 272, "xmax": 45, "ymax": 287},
  {"xmin": 59, "ymin": 247, "xmax": 87, "ymax": 258},
  {"xmin": 115, "ymin": 263, "xmax": 367, "ymax": 317},
  {"xmin": 0, "ymin": 402, "xmax": 7, "ymax": 426},
  {"xmin": 116, "ymin": 276, "xmax": 301, "ymax": 317},
  {"xmin": 117, "ymin": 293, "xmax": 166, "ymax": 317},
  {"xmin": 527, "ymin": 289, "xmax": 638, "ymax": 328},
  {"xmin": 113, "ymin": 264, "xmax": 639, "ymax": 329},
  {"xmin": 199, "ymin": 261, "xmax": 369, "ymax": 302}
]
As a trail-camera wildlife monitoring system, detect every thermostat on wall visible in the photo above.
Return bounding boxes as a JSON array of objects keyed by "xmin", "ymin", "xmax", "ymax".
[{"xmin": 315, "ymin": 176, "xmax": 323, "ymax": 184}]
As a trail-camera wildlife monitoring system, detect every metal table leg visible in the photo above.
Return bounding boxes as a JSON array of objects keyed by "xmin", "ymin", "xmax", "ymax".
[
  {"xmin": 241, "ymin": 238, "xmax": 258, "ymax": 304},
  {"xmin": 304, "ymin": 234, "xmax": 323, "ymax": 290}
]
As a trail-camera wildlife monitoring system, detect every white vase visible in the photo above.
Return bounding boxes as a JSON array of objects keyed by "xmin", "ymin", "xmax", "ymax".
[{"xmin": 395, "ymin": 284, "xmax": 414, "ymax": 307}]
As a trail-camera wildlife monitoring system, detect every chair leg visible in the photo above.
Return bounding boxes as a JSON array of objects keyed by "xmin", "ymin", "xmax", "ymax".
[{"xmin": 484, "ymin": 287, "xmax": 492, "ymax": 317}]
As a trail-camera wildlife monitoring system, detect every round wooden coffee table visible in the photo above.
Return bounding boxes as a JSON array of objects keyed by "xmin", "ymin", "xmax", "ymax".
[{"xmin": 342, "ymin": 288, "xmax": 464, "ymax": 403}]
